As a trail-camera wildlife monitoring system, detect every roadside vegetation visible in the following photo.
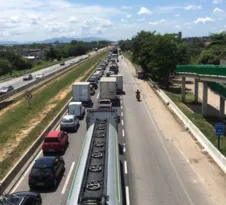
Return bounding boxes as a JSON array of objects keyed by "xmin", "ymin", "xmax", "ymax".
[
  {"xmin": 0, "ymin": 51, "xmax": 107, "ymax": 180},
  {"xmin": 0, "ymin": 40, "xmax": 109, "ymax": 77},
  {"xmin": 119, "ymin": 31, "xmax": 226, "ymax": 156}
]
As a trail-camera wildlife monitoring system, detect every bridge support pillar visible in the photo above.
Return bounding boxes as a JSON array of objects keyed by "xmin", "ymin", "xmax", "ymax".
[
  {"xmin": 202, "ymin": 82, "xmax": 208, "ymax": 116},
  {"xmin": 182, "ymin": 77, "xmax": 186, "ymax": 102},
  {"xmin": 219, "ymin": 96, "xmax": 225, "ymax": 119},
  {"xmin": 194, "ymin": 79, "xmax": 199, "ymax": 103}
]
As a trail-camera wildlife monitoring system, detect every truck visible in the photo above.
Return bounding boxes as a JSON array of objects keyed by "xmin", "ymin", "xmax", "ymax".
[
  {"xmin": 109, "ymin": 63, "xmax": 118, "ymax": 74},
  {"xmin": 110, "ymin": 74, "xmax": 123, "ymax": 93},
  {"xmin": 60, "ymin": 60, "xmax": 65, "ymax": 66},
  {"xmin": 72, "ymin": 82, "xmax": 91, "ymax": 105},
  {"xmin": 99, "ymin": 77, "xmax": 117, "ymax": 101},
  {"xmin": 68, "ymin": 102, "xmax": 85, "ymax": 119}
]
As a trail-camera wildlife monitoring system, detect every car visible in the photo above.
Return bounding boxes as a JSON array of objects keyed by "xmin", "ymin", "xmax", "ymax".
[
  {"xmin": 36, "ymin": 73, "xmax": 44, "ymax": 80},
  {"xmin": 23, "ymin": 74, "xmax": 33, "ymax": 81},
  {"xmin": 105, "ymin": 71, "xmax": 115, "ymax": 77},
  {"xmin": 29, "ymin": 156, "xmax": 65, "ymax": 189},
  {"xmin": 42, "ymin": 130, "xmax": 69, "ymax": 154},
  {"xmin": 70, "ymin": 61, "xmax": 75, "ymax": 65},
  {"xmin": 99, "ymin": 64, "xmax": 106, "ymax": 70},
  {"xmin": 96, "ymin": 68, "xmax": 104, "ymax": 75},
  {"xmin": 0, "ymin": 191, "xmax": 42, "ymax": 205},
  {"xmin": 89, "ymin": 76, "xmax": 98, "ymax": 83},
  {"xmin": 60, "ymin": 115, "xmax": 79, "ymax": 132},
  {"xmin": 90, "ymin": 84, "xmax": 95, "ymax": 95},
  {"xmin": 89, "ymin": 82, "xmax": 98, "ymax": 89},
  {"xmin": 0, "ymin": 85, "xmax": 14, "ymax": 95},
  {"xmin": 98, "ymin": 99, "xmax": 112, "ymax": 109},
  {"xmin": 60, "ymin": 61, "xmax": 65, "ymax": 66}
]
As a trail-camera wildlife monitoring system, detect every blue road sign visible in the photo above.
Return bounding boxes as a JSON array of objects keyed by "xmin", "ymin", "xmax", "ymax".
[{"xmin": 215, "ymin": 123, "xmax": 224, "ymax": 136}]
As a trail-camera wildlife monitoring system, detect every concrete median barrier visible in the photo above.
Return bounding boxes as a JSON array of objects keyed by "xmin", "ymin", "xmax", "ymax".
[{"xmin": 148, "ymin": 78, "xmax": 226, "ymax": 174}]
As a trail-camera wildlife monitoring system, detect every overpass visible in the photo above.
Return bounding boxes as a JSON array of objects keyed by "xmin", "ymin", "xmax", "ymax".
[{"xmin": 176, "ymin": 65, "xmax": 226, "ymax": 118}]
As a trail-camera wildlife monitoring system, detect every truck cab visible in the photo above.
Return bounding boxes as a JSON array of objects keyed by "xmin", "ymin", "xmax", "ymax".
[
  {"xmin": 60, "ymin": 61, "xmax": 65, "ymax": 66},
  {"xmin": 68, "ymin": 102, "xmax": 85, "ymax": 119}
]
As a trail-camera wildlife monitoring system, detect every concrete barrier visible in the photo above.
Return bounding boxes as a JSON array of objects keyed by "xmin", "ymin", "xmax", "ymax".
[
  {"xmin": 148, "ymin": 78, "xmax": 226, "ymax": 174},
  {"xmin": 0, "ymin": 53, "xmax": 105, "ymax": 194}
]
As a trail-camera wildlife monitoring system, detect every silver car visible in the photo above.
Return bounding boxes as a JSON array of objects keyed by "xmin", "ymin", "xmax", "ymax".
[{"xmin": 60, "ymin": 115, "xmax": 79, "ymax": 132}]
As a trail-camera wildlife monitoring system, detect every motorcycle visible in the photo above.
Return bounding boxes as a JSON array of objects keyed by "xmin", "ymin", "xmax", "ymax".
[{"xmin": 136, "ymin": 92, "xmax": 140, "ymax": 101}]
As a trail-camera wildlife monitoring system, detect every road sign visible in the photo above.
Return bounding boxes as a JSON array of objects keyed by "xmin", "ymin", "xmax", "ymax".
[
  {"xmin": 215, "ymin": 122, "xmax": 224, "ymax": 136},
  {"xmin": 25, "ymin": 91, "xmax": 32, "ymax": 100}
]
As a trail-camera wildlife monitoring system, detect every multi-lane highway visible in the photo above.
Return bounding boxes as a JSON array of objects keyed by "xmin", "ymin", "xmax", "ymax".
[
  {"xmin": 0, "ymin": 50, "xmax": 99, "ymax": 89},
  {"xmin": 8, "ymin": 55, "xmax": 216, "ymax": 205}
]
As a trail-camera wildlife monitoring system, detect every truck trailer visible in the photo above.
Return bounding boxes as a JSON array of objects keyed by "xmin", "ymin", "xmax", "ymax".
[
  {"xmin": 99, "ymin": 77, "xmax": 117, "ymax": 101},
  {"xmin": 110, "ymin": 74, "xmax": 123, "ymax": 93},
  {"xmin": 72, "ymin": 82, "xmax": 91, "ymax": 106}
]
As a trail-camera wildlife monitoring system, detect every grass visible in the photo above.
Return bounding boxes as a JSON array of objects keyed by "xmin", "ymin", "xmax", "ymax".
[
  {"xmin": 0, "ymin": 56, "xmax": 75, "ymax": 79},
  {"xmin": 164, "ymin": 90, "xmax": 226, "ymax": 157},
  {"xmin": 0, "ymin": 51, "xmax": 107, "ymax": 180},
  {"xmin": 123, "ymin": 51, "xmax": 143, "ymax": 72}
]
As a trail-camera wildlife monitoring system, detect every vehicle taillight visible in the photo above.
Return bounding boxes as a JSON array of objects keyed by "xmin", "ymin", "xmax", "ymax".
[
  {"xmin": 50, "ymin": 174, "xmax": 54, "ymax": 179},
  {"xmin": 29, "ymin": 175, "xmax": 32, "ymax": 180}
]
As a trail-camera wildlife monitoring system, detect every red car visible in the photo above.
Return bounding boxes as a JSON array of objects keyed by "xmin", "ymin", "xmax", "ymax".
[{"xmin": 42, "ymin": 131, "xmax": 69, "ymax": 154}]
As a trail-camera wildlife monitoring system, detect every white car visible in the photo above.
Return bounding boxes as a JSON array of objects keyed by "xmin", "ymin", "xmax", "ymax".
[{"xmin": 36, "ymin": 73, "xmax": 44, "ymax": 80}]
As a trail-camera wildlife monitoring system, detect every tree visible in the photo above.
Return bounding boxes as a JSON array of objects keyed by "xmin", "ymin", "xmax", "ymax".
[{"xmin": 0, "ymin": 59, "xmax": 12, "ymax": 75}]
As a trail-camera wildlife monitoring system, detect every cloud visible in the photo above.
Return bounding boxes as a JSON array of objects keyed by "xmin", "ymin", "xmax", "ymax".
[
  {"xmin": 121, "ymin": 18, "xmax": 126, "ymax": 23},
  {"xmin": 213, "ymin": 7, "xmax": 223, "ymax": 13},
  {"xmin": 184, "ymin": 5, "xmax": 202, "ymax": 10},
  {"xmin": 194, "ymin": 17, "xmax": 214, "ymax": 23},
  {"xmin": 137, "ymin": 18, "xmax": 145, "ymax": 22},
  {"xmin": 28, "ymin": 14, "xmax": 40, "ymax": 25},
  {"xmin": 213, "ymin": 0, "xmax": 222, "ymax": 4},
  {"xmin": 174, "ymin": 25, "xmax": 181, "ymax": 29},
  {"xmin": 174, "ymin": 13, "xmax": 180, "ymax": 17},
  {"xmin": 126, "ymin": 14, "xmax": 132, "ymax": 18},
  {"xmin": 138, "ymin": 7, "xmax": 153, "ymax": 15},
  {"xmin": 121, "ymin": 6, "xmax": 133, "ymax": 10},
  {"xmin": 69, "ymin": 16, "xmax": 78, "ymax": 23},
  {"xmin": 10, "ymin": 16, "xmax": 20, "ymax": 23},
  {"xmin": 149, "ymin": 19, "xmax": 166, "ymax": 25}
]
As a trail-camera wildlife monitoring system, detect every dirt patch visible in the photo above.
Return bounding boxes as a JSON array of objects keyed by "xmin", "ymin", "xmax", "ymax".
[
  {"xmin": 0, "ymin": 65, "xmax": 95, "ymax": 161},
  {"xmin": 127, "ymin": 62, "xmax": 226, "ymax": 205}
]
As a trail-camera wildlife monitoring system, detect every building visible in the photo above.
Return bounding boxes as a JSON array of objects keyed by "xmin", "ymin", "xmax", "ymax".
[
  {"xmin": 22, "ymin": 49, "xmax": 45, "ymax": 59},
  {"xmin": 178, "ymin": 31, "xmax": 182, "ymax": 40}
]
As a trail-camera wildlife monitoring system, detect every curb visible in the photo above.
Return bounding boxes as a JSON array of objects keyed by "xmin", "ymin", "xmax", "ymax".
[
  {"xmin": 0, "ymin": 52, "xmax": 106, "ymax": 194},
  {"xmin": 148, "ymin": 77, "xmax": 226, "ymax": 174}
]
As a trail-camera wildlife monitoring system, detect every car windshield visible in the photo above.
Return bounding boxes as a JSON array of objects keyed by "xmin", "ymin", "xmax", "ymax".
[
  {"xmin": 44, "ymin": 137, "xmax": 59, "ymax": 142},
  {"xmin": 62, "ymin": 118, "xmax": 74, "ymax": 123},
  {"xmin": 100, "ymin": 101, "xmax": 110, "ymax": 104},
  {"xmin": 0, "ymin": 195, "xmax": 22, "ymax": 204},
  {"xmin": 1, "ymin": 86, "xmax": 9, "ymax": 90},
  {"xmin": 31, "ymin": 167, "xmax": 52, "ymax": 176}
]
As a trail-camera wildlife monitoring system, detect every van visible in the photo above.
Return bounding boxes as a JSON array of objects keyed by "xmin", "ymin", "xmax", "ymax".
[{"xmin": 68, "ymin": 102, "xmax": 85, "ymax": 119}]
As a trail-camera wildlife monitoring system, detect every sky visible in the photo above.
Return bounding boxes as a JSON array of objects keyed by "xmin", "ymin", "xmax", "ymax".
[{"xmin": 0, "ymin": 0, "xmax": 225, "ymax": 42}]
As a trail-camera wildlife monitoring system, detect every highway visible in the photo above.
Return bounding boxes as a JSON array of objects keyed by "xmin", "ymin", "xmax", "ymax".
[
  {"xmin": 8, "ymin": 55, "xmax": 216, "ymax": 205},
  {"xmin": 0, "ymin": 50, "xmax": 99, "ymax": 89}
]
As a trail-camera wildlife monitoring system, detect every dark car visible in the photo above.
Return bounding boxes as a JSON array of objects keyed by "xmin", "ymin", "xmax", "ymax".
[
  {"xmin": 90, "ymin": 84, "xmax": 95, "ymax": 95},
  {"xmin": 0, "ymin": 85, "xmax": 14, "ymax": 95},
  {"xmin": 89, "ymin": 82, "xmax": 98, "ymax": 89},
  {"xmin": 29, "ymin": 156, "xmax": 65, "ymax": 189},
  {"xmin": 23, "ymin": 74, "xmax": 33, "ymax": 81},
  {"xmin": 0, "ymin": 191, "xmax": 42, "ymax": 205}
]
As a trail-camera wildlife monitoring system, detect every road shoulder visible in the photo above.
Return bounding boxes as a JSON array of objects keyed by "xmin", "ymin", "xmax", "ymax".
[{"xmin": 125, "ymin": 59, "xmax": 226, "ymax": 205}]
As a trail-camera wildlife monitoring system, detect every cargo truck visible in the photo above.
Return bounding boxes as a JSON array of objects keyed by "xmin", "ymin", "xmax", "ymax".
[
  {"xmin": 72, "ymin": 82, "xmax": 91, "ymax": 106},
  {"xmin": 110, "ymin": 74, "xmax": 123, "ymax": 93},
  {"xmin": 99, "ymin": 77, "xmax": 117, "ymax": 102}
]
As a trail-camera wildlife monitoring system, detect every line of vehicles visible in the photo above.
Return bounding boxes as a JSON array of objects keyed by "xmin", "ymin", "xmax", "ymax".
[{"xmin": 0, "ymin": 49, "xmax": 123, "ymax": 205}]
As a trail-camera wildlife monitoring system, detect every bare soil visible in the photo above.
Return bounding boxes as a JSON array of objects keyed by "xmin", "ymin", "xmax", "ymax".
[
  {"xmin": 126, "ymin": 59, "xmax": 226, "ymax": 205},
  {"xmin": 0, "ymin": 67, "xmax": 93, "ymax": 161}
]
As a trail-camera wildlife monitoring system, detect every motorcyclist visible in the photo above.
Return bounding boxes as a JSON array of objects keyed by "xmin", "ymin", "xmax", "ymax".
[{"xmin": 136, "ymin": 89, "xmax": 140, "ymax": 98}]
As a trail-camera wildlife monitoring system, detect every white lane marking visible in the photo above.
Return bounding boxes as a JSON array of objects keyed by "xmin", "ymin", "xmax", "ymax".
[
  {"xmin": 121, "ymin": 119, "xmax": 124, "ymax": 126},
  {"xmin": 121, "ymin": 106, "xmax": 123, "ymax": 109},
  {"xmin": 122, "ymin": 129, "xmax": 125, "ymax": 137},
  {"xmin": 120, "ymin": 100, "xmax": 123, "ymax": 104},
  {"xmin": 11, "ymin": 150, "xmax": 42, "ymax": 193},
  {"xmin": 61, "ymin": 162, "xmax": 75, "ymax": 194},
  {"xmin": 123, "ymin": 143, "xmax": 126, "ymax": 152},
  {"xmin": 126, "ymin": 186, "xmax": 130, "ymax": 205},
  {"xmin": 124, "ymin": 161, "xmax": 128, "ymax": 174},
  {"xmin": 121, "ymin": 112, "xmax": 123, "ymax": 117},
  {"xmin": 120, "ymin": 96, "xmax": 122, "ymax": 99},
  {"xmin": 96, "ymin": 93, "xmax": 100, "ymax": 99}
]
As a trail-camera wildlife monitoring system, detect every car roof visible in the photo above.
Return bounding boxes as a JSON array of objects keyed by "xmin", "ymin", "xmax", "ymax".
[
  {"xmin": 46, "ymin": 130, "xmax": 62, "ymax": 138},
  {"xmin": 100, "ymin": 99, "xmax": 111, "ymax": 102},
  {"xmin": 34, "ymin": 157, "xmax": 56, "ymax": 167},
  {"xmin": 63, "ymin": 115, "xmax": 75, "ymax": 120}
]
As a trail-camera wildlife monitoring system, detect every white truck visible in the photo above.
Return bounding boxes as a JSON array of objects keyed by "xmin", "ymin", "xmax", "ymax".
[
  {"xmin": 68, "ymin": 102, "xmax": 85, "ymax": 119},
  {"xmin": 111, "ymin": 74, "xmax": 123, "ymax": 93},
  {"xmin": 99, "ymin": 77, "xmax": 117, "ymax": 101},
  {"xmin": 72, "ymin": 82, "xmax": 91, "ymax": 105}
]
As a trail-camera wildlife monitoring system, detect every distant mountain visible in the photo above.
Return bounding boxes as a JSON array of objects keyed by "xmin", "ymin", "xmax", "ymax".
[
  {"xmin": 31, "ymin": 37, "xmax": 109, "ymax": 44},
  {"xmin": 0, "ymin": 41, "xmax": 20, "ymax": 45}
]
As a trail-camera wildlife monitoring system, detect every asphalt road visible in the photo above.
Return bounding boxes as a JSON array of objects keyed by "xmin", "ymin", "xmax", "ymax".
[
  {"xmin": 119, "ymin": 56, "xmax": 215, "ymax": 205},
  {"xmin": 10, "ymin": 63, "xmax": 124, "ymax": 205},
  {"xmin": 0, "ymin": 50, "xmax": 101, "ymax": 89}
]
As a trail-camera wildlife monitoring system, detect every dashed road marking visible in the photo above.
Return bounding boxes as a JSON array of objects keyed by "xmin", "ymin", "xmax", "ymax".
[
  {"xmin": 125, "ymin": 186, "xmax": 130, "ymax": 205},
  {"xmin": 124, "ymin": 161, "xmax": 128, "ymax": 174},
  {"xmin": 121, "ymin": 119, "xmax": 124, "ymax": 126},
  {"xmin": 61, "ymin": 162, "xmax": 75, "ymax": 194},
  {"xmin": 96, "ymin": 93, "xmax": 99, "ymax": 99},
  {"xmin": 122, "ymin": 129, "xmax": 125, "ymax": 137},
  {"xmin": 123, "ymin": 143, "xmax": 126, "ymax": 152},
  {"xmin": 121, "ymin": 112, "xmax": 123, "ymax": 117},
  {"xmin": 121, "ymin": 106, "xmax": 123, "ymax": 109}
]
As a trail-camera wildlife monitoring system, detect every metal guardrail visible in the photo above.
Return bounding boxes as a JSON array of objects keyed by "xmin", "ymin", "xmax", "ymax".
[
  {"xmin": 148, "ymin": 77, "xmax": 226, "ymax": 174},
  {"xmin": 0, "ymin": 51, "xmax": 106, "ymax": 194},
  {"xmin": 0, "ymin": 56, "xmax": 92, "ymax": 103}
]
